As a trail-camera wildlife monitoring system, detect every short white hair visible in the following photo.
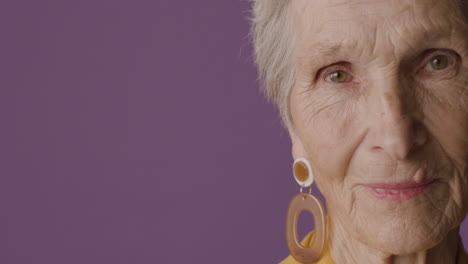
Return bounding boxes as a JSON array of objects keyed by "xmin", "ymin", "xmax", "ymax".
[{"xmin": 250, "ymin": 0, "xmax": 295, "ymax": 128}]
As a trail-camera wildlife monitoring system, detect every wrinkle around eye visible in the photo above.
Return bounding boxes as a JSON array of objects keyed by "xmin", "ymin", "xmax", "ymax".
[
  {"xmin": 417, "ymin": 49, "xmax": 461, "ymax": 79},
  {"xmin": 301, "ymin": 92, "xmax": 351, "ymax": 128},
  {"xmin": 294, "ymin": 80, "xmax": 358, "ymax": 129}
]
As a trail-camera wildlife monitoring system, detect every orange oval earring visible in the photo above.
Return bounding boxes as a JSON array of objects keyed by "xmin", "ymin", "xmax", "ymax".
[{"xmin": 286, "ymin": 158, "xmax": 326, "ymax": 263}]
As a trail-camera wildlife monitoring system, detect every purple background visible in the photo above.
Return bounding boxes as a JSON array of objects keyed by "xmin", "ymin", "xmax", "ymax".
[{"xmin": 1, "ymin": 1, "xmax": 467, "ymax": 263}]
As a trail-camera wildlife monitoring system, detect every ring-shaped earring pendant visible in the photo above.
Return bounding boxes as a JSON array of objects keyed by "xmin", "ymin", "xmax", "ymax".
[{"xmin": 286, "ymin": 192, "xmax": 326, "ymax": 263}]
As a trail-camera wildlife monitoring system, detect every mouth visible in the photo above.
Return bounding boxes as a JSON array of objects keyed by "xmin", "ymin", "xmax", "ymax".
[{"xmin": 363, "ymin": 170, "xmax": 437, "ymax": 201}]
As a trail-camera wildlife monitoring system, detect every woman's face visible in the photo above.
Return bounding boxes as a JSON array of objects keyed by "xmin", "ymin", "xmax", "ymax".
[{"xmin": 289, "ymin": 0, "xmax": 468, "ymax": 254}]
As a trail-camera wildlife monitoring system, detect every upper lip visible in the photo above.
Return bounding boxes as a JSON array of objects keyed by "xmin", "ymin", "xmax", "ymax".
[{"xmin": 363, "ymin": 179, "xmax": 436, "ymax": 190}]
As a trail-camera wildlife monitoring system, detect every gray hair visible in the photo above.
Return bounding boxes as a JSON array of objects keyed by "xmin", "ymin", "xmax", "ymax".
[{"xmin": 250, "ymin": 0, "xmax": 295, "ymax": 128}]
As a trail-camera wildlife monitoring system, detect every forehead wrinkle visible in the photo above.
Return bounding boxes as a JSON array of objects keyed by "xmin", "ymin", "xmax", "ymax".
[
  {"xmin": 301, "ymin": 21, "xmax": 460, "ymax": 65},
  {"xmin": 324, "ymin": 0, "xmax": 387, "ymax": 9},
  {"xmin": 293, "ymin": 0, "xmax": 468, "ymax": 73},
  {"xmin": 317, "ymin": 42, "xmax": 343, "ymax": 57}
]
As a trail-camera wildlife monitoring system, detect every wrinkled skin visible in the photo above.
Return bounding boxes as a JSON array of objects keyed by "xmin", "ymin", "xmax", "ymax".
[{"xmin": 288, "ymin": 0, "xmax": 468, "ymax": 263}]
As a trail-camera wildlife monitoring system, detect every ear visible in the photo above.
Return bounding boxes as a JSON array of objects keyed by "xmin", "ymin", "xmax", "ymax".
[{"xmin": 288, "ymin": 126, "xmax": 308, "ymax": 160}]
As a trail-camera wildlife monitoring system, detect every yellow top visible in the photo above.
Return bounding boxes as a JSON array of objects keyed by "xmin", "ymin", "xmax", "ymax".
[
  {"xmin": 280, "ymin": 232, "xmax": 468, "ymax": 264},
  {"xmin": 280, "ymin": 232, "xmax": 333, "ymax": 264}
]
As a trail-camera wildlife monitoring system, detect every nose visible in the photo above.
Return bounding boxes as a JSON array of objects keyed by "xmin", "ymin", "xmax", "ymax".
[{"xmin": 367, "ymin": 83, "xmax": 427, "ymax": 160}]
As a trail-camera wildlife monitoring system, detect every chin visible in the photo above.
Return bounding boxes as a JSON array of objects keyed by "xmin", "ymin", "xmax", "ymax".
[
  {"xmin": 348, "ymin": 189, "xmax": 466, "ymax": 255},
  {"xmin": 352, "ymin": 206, "xmax": 465, "ymax": 255},
  {"xmin": 362, "ymin": 219, "xmax": 450, "ymax": 254}
]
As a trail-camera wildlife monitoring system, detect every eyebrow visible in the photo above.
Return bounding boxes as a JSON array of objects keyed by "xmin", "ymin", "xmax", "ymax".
[
  {"xmin": 422, "ymin": 29, "xmax": 457, "ymax": 44},
  {"xmin": 296, "ymin": 43, "xmax": 348, "ymax": 83},
  {"xmin": 314, "ymin": 42, "xmax": 344, "ymax": 58},
  {"xmin": 297, "ymin": 42, "xmax": 346, "ymax": 70},
  {"xmin": 298, "ymin": 42, "xmax": 344, "ymax": 60}
]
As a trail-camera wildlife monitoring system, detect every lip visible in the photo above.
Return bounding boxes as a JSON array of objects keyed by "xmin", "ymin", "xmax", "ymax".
[{"xmin": 363, "ymin": 179, "xmax": 436, "ymax": 201}]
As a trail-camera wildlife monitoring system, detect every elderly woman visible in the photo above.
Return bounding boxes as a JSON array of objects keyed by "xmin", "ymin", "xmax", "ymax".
[{"xmin": 251, "ymin": 0, "xmax": 468, "ymax": 263}]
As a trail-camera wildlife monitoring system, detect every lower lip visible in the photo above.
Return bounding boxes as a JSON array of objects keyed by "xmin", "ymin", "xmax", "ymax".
[{"xmin": 365, "ymin": 181, "xmax": 435, "ymax": 201}]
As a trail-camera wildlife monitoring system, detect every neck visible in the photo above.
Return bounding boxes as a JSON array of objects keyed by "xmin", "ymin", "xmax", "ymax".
[{"xmin": 327, "ymin": 217, "xmax": 460, "ymax": 264}]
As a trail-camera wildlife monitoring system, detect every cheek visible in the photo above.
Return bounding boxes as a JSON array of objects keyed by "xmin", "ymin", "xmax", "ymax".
[
  {"xmin": 421, "ymin": 74, "xmax": 468, "ymax": 164},
  {"xmin": 292, "ymin": 88, "xmax": 359, "ymax": 145},
  {"xmin": 291, "ymin": 89, "xmax": 365, "ymax": 186},
  {"xmin": 421, "ymin": 75, "xmax": 468, "ymax": 214},
  {"xmin": 425, "ymin": 106, "xmax": 468, "ymax": 164}
]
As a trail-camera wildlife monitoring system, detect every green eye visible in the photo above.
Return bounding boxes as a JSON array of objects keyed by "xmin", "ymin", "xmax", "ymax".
[
  {"xmin": 328, "ymin": 70, "xmax": 349, "ymax": 83},
  {"xmin": 429, "ymin": 55, "xmax": 450, "ymax": 70}
]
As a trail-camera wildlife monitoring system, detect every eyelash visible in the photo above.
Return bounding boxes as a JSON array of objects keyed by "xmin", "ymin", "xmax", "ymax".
[
  {"xmin": 317, "ymin": 50, "xmax": 459, "ymax": 85},
  {"xmin": 418, "ymin": 50, "xmax": 458, "ymax": 76}
]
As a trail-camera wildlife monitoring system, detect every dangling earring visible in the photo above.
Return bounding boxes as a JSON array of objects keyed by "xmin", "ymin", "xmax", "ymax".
[{"xmin": 286, "ymin": 158, "xmax": 326, "ymax": 263}]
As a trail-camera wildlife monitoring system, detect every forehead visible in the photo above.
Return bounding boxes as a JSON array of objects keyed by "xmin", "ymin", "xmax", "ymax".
[
  {"xmin": 290, "ymin": 0, "xmax": 467, "ymax": 61},
  {"xmin": 290, "ymin": 0, "xmax": 465, "ymax": 32}
]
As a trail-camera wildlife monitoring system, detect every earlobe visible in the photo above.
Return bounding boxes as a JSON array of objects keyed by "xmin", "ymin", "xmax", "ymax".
[{"xmin": 288, "ymin": 127, "xmax": 308, "ymax": 160}]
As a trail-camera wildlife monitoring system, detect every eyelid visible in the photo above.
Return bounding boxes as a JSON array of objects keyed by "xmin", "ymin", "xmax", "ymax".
[
  {"xmin": 419, "ymin": 49, "xmax": 458, "ymax": 71},
  {"xmin": 320, "ymin": 62, "xmax": 353, "ymax": 82}
]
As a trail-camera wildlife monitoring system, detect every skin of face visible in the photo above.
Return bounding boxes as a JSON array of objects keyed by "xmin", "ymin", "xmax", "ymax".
[{"xmin": 288, "ymin": 0, "xmax": 468, "ymax": 261}]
